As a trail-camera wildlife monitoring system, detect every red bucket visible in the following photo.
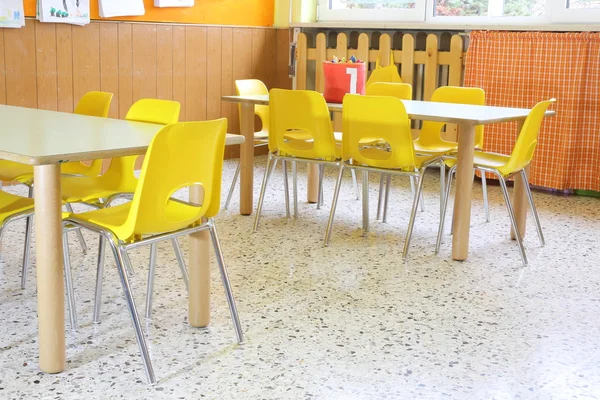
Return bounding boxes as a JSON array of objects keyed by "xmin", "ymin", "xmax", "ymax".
[{"xmin": 323, "ymin": 62, "xmax": 366, "ymax": 103}]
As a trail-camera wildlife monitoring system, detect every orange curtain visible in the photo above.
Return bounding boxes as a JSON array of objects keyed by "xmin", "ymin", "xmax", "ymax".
[{"xmin": 464, "ymin": 31, "xmax": 600, "ymax": 191}]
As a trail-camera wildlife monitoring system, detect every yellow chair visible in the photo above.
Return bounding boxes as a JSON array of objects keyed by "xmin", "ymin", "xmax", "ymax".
[
  {"xmin": 15, "ymin": 91, "xmax": 114, "ymax": 289},
  {"xmin": 324, "ymin": 94, "xmax": 441, "ymax": 258},
  {"xmin": 62, "ymin": 119, "xmax": 244, "ymax": 384},
  {"xmin": 254, "ymin": 88, "xmax": 340, "ymax": 231},
  {"xmin": 361, "ymin": 82, "xmax": 416, "ymax": 221},
  {"xmin": 413, "ymin": 86, "xmax": 488, "ymax": 221},
  {"xmin": 436, "ymin": 99, "xmax": 555, "ymax": 266}
]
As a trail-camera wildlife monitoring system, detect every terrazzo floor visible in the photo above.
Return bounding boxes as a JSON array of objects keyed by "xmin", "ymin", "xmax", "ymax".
[{"xmin": 0, "ymin": 156, "xmax": 599, "ymax": 399}]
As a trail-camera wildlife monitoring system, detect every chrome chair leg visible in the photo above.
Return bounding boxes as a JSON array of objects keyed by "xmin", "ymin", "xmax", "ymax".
[
  {"xmin": 362, "ymin": 170, "xmax": 369, "ymax": 233},
  {"xmin": 317, "ymin": 164, "xmax": 324, "ymax": 210},
  {"xmin": 62, "ymin": 231, "xmax": 78, "ymax": 332},
  {"xmin": 65, "ymin": 203, "xmax": 87, "ymax": 252},
  {"xmin": 410, "ymin": 176, "xmax": 425, "ymax": 212},
  {"xmin": 498, "ymin": 177, "xmax": 528, "ymax": 266},
  {"xmin": 21, "ymin": 214, "xmax": 33, "ymax": 289},
  {"xmin": 253, "ymin": 154, "xmax": 275, "ymax": 232},
  {"xmin": 521, "ymin": 170, "xmax": 545, "ymax": 246},
  {"xmin": 351, "ymin": 169, "xmax": 360, "ymax": 200},
  {"xmin": 171, "ymin": 237, "xmax": 189, "ymax": 291},
  {"xmin": 435, "ymin": 165, "xmax": 455, "ymax": 253},
  {"xmin": 93, "ymin": 235, "xmax": 106, "ymax": 324},
  {"xmin": 223, "ymin": 160, "xmax": 240, "ymax": 210},
  {"xmin": 382, "ymin": 174, "xmax": 392, "ymax": 223},
  {"xmin": 324, "ymin": 164, "xmax": 345, "ymax": 246},
  {"xmin": 292, "ymin": 161, "xmax": 298, "ymax": 219},
  {"xmin": 145, "ymin": 243, "xmax": 158, "ymax": 319},
  {"xmin": 481, "ymin": 172, "xmax": 490, "ymax": 222},
  {"xmin": 108, "ymin": 239, "xmax": 156, "ymax": 385},
  {"xmin": 208, "ymin": 221, "xmax": 244, "ymax": 344},
  {"xmin": 282, "ymin": 160, "xmax": 290, "ymax": 219},
  {"xmin": 402, "ymin": 173, "xmax": 426, "ymax": 260},
  {"xmin": 376, "ymin": 174, "xmax": 385, "ymax": 220},
  {"xmin": 440, "ymin": 164, "xmax": 446, "ymax": 217}
]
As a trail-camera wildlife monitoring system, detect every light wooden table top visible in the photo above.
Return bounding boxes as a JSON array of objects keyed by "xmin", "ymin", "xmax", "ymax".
[
  {"xmin": 0, "ymin": 105, "xmax": 244, "ymax": 166},
  {"xmin": 222, "ymin": 94, "xmax": 556, "ymax": 125}
]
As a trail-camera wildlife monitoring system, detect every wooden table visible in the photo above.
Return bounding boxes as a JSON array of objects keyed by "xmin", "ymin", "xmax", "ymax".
[
  {"xmin": 0, "ymin": 105, "xmax": 244, "ymax": 375},
  {"xmin": 222, "ymin": 94, "xmax": 555, "ymax": 260}
]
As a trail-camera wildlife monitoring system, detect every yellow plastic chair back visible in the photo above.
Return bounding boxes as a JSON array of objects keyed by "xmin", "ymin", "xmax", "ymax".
[
  {"xmin": 269, "ymin": 89, "xmax": 338, "ymax": 161},
  {"xmin": 365, "ymin": 82, "xmax": 412, "ymax": 100},
  {"xmin": 125, "ymin": 99, "xmax": 181, "ymax": 126},
  {"xmin": 500, "ymin": 99, "xmax": 555, "ymax": 176},
  {"xmin": 114, "ymin": 119, "xmax": 227, "ymax": 240},
  {"xmin": 417, "ymin": 86, "xmax": 485, "ymax": 150},
  {"xmin": 62, "ymin": 91, "xmax": 114, "ymax": 177},
  {"xmin": 235, "ymin": 79, "xmax": 269, "ymax": 138},
  {"xmin": 342, "ymin": 94, "xmax": 416, "ymax": 171},
  {"xmin": 97, "ymin": 99, "xmax": 181, "ymax": 196}
]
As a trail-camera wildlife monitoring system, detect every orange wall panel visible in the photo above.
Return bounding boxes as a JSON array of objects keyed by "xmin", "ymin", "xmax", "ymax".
[{"xmin": 24, "ymin": 0, "xmax": 274, "ymax": 27}]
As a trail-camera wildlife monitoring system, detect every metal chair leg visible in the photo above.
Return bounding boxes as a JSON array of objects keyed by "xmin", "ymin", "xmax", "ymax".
[
  {"xmin": 21, "ymin": 214, "xmax": 33, "ymax": 289},
  {"xmin": 171, "ymin": 237, "xmax": 189, "ymax": 291},
  {"xmin": 223, "ymin": 160, "xmax": 240, "ymax": 210},
  {"xmin": 362, "ymin": 170, "xmax": 369, "ymax": 233},
  {"xmin": 324, "ymin": 164, "xmax": 345, "ymax": 246},
  {"xmin": 145, "ymin": 243, "xmax": 158, "ymax": 319},
  {"xmin": 108, "ymin": 239, "xmax": 156, "ymax": 385},
  {"xmin": 93, "ymin": 235, "xmax": 106, "ymax": 324},
  {"xmin": 521, "ymin": 170, "xmax": 545, "ymax": 246},
  {"xmin": 481, "ymin": 172, "xmax": 490, "ymax": 222},
  {"xmin": 376, "ymin": 174, "xmax": 385, "ymax": 220},
  {"xmin": 208, "ymin": 221, "xmax": 245, "ymax": 344},
  {"xmin": 65, "ymin": 203, "xmax": 87, "ymax": 252},
  {"xmin": 410, "ymin": 176, "xmax": 425, "ymax": 212},
  {"xmin": 62, "ymin": 231, "xmax": 78, "ymax": 332},
  {"xmin": 382, "ymin": 174, "xmax": 392, "ymax": 223},
  {"xmin": 282, "ymin": 160, "xmax": 290, "ymax": 219},
  {"xmin": 498, "ymin": 177, "xmax": 528, "ymax": 266},
  {"xmin": 253, "ymin": 154, "xmax": 275, "ymax": 232},
  {"xmin": 292, "ymin": 161, "xmax": 298, "ymax": 219},
  {"xmin": 317, "ymin": 164, "xmax": 324, "ymax": 210},
  {"xmin": 402, "ymin": 173, "xmax": 426, "ymax": 259},
  {"xmin": 440, "ymin": 163, "xmax": 446, "ymax": 217},
  {"xmin": 436, "ymin": 165, "xmax": 455, "ymax": 253},
  {"xmin": 351, "ymin": 169, "xmax": 360, "ymax": 200}
]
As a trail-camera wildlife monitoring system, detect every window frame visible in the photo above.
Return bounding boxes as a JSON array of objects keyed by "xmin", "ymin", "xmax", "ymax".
[
  {"xmin": 315, "ymin": 0, "xmax": 600, "ymax": 24},
  {"xmin": 317, "ymin": 0, "xmax": 427, "ymax": 22}
]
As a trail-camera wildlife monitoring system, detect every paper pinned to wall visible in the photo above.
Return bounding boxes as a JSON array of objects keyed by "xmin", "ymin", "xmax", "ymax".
[
  {"xmin": 37, "ymin": 0, "xmax": 90, "ymax": 26},
  {"xmin": 154, "ymin": 0, "xmax": 194, "ymax": 7},
  {"xmin": 0, "ymin": 0, "xmax": 25, "ymax": 28},
  {"xmin": 99, "ymin": 0, "xmax": 145, "ymax": 17}
]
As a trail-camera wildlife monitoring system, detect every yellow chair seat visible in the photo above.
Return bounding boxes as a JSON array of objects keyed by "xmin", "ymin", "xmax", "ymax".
[
  {"xmin": 445, "ymin": 151, "xmax": 511, "ymax": 176},
  {"xmin": 0, "ymin": 161, "xmax": 33, "ymax": 183},
  {"xmin": 0, "ymin": 191, "xmax": 34, "ymax": 225},
  {"xmin": 358, "ymin": 147, "xmax": 437, "ymax": 171},
  {"xmin": 67, "ymin": 199, "xmax": 199, "ymax": 241},
  {"xmin": 60, "ymin": 175, "xmax": 136, "ymax": 204},
  {"xmin": 413, "ymin": 141, "xmax": 458, "ymax": 155}
]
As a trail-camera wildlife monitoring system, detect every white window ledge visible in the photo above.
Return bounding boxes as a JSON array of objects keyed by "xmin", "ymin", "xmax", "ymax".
[{"xmin": 290, "ymin": 21, "xmax": 600, "ymax": 32}]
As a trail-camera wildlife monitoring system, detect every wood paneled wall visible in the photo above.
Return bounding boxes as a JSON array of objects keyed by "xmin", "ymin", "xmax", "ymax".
[{"xmin": 0, "ymin": 21, "xmax": 292, "ymax": 158}]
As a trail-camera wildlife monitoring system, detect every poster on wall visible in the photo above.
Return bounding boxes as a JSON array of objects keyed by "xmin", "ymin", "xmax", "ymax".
[
  {"xmin": 0, "ymin": 0, "xmax": 25, "ymax": 28},
  {"xmin": 99, "ymin": 0, "xmax": 145, "ymax": 17},
  {"xmin": 37, "ymin": 0, "xmax": 90, "ymax": 26},
  {"xmin": 155, "ymin": 0, "xmax": 194, "ymax": 7}
]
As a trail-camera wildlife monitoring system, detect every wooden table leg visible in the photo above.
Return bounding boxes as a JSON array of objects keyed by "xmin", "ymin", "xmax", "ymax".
[
  {"xmin": 34, "ymin": 164, "xmax": 66, "ymax": 373},
  {"xmin": 307, "ymin": 164, "xmax": 319, "ymax": 203},
  {"xmin": 511, "ymin": 121, "xmax": 527, "ymax": 240},
  {"xmin": 239, "ymin": 103, "xmax": 255, "ymax": 216},
  {"xmin": 188, "ymin": 185, "xmax": 210, "ymax": 327},
  {"xmin": 452, "ymin": 124, "xmax": 476, "ymax": 261}
]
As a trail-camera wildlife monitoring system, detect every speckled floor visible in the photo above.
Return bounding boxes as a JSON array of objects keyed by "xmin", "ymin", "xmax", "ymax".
[{"xmin": 1, "ymin": 156, "xmax": 599, "ymax": 399}]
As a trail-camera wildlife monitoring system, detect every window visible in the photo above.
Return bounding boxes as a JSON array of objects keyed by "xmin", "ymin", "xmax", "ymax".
[
  {"xmin": 318, "ymin": 0, "xmax": 426, "ymax": 21},
  {"xmin": 316, "ymin": 0, "xmax": 600, "ymax": 23}
]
